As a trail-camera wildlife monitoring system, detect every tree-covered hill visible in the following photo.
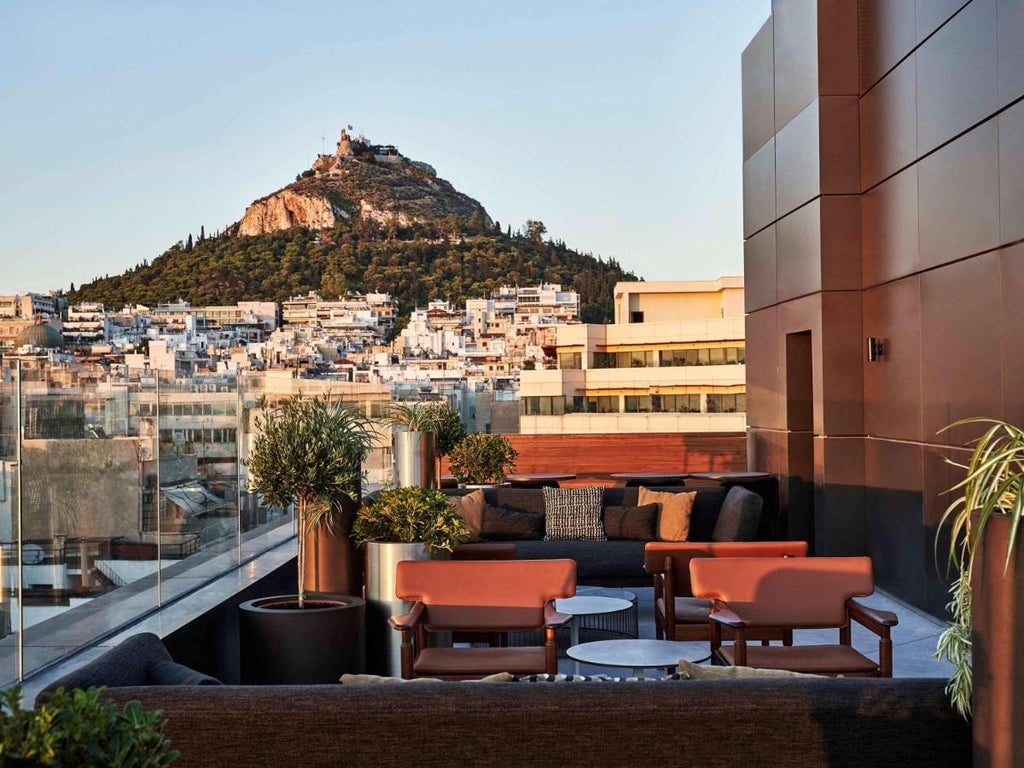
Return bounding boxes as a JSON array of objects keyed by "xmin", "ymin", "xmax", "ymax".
[{"xmin": 70, "ymin": 217, "xmax": 636, "ymax": 323}]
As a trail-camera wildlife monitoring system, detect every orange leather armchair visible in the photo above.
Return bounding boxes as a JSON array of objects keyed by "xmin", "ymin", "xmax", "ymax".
[
  {"xmin": 388, "ymin": 559, "xmax": 576, "ymax": 680},
  {"xmin": 689, "ymin": 555, "xmax": 899, "ymax": 677},
  {"xmin": 643, "ymin": 541, "xmax": 808, "ymax": 641}
]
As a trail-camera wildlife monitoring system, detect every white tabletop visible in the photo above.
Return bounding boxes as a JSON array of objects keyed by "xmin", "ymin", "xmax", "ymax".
[
  {"xmin": 555, "ymin": 595, "xmax": 633, "ymax": 617},
  {"xmin": 566, "ymin": 639, "xmax": 703, "ymax": 675}
]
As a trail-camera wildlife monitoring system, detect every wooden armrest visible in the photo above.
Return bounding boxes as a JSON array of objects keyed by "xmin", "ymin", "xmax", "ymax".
[
  {"xmin": 388, "ymin": 601, "xmax": 425, "ymax": 631},
  {"xmin": 544, "ymin": 603, "xmax": 572, "ymax": 629},
  {"xmin": 707, "ymin": 601, "xmax": 745, "ymax": 628},
  {"xmin": 848, "ymin": 599, "xmax": 898, "ymax": 634}
]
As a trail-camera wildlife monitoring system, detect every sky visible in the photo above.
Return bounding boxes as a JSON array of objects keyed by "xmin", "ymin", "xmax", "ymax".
[{"xmin": 0, "ymin": 1, "xmax": 769, "ymax": 297}]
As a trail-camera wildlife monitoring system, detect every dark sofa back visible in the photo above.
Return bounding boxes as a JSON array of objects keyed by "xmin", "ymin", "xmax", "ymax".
[
  {"xmin": 446, "ymin": 485, "xmax": 728, "ymax": 542},
  {"xmin": 100, "ymin": 679, "xmax": 970, "ymax": 768}
]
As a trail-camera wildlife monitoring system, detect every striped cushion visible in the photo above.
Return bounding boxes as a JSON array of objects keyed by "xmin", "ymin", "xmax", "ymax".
[{"xmin": 542, "ymin": 486, "xmax": 606, "ymax": 541}]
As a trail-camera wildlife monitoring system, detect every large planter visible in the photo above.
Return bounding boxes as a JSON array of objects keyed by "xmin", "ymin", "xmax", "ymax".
[
  {"xmin": 393, "ymin": 430, "xmax": 437, "ymax": 488},
  {"xmin": 364, "ymin": 541, "xmax": 444, "ymax": 676},
  {"xmin": 302, "ymin": 493, "xmax": 362, "ymax": 595},
  {"xmin": 971, "ymin": 512, "xmax": 1024, "ymax": 767},
  {"xmin": 239, "ymin": 593, "xmax": 365, "ymax": 684}
]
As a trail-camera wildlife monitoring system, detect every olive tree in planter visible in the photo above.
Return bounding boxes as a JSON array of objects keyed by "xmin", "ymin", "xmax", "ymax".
[
  {"xmin": 352, "ymin": 485, "xmax": 470, "ymax": 675},
  {"xmin": 447, "ymin": 432, "xmax": 517, "ymax": 487},
  {"xmin": 936, "ymin": 418, "xmax": 1024, "ymax": 762},
  {"xmin": 241, "ymin": 393, "xmax": 376, "ymax": 683}
]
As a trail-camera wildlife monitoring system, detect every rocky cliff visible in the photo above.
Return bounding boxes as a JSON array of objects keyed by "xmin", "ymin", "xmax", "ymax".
[{"xmin": 237, "ymin": 128, "xmax": 492, "ymax": 236}]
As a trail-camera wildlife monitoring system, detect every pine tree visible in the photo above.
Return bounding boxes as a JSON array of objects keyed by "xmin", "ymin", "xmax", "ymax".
[
  {"xmin": 185, "ymin": 233, "xmax": 194, "ymax": 252},
  {"xmin": 200, "ymin": 225, "xmax": 205, "ymax": 242}
]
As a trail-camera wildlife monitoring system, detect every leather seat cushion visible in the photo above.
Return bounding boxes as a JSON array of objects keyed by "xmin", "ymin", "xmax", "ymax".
[
  {"xmin": 413, "ymin": 647, "xmax": 547, "ymax": 676},
  {"xmin": 719, "ymin": 644, "xmax": 878, "ymax": 675}
]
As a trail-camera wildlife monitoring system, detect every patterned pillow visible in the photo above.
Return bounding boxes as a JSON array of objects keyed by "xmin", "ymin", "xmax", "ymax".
[
  {"xmin": 510, "ymin": 673, "xmax": 684, "ymax": 682},
  {"xmin": 542, "ymin": 486, "xmax": 606, "ymax": 541}
]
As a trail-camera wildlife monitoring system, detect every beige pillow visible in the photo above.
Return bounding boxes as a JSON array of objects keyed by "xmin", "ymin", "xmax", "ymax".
[
  {"xmin": 677, "ymin": 660, "xmax": 819, "ymax": 679},
  {"xmin": 638, "ymin": 487, "xmax": 696, "ymax": 541},
  {"xmin": 448, "ymin": 489, "xmax": 485, "ymax": 542}
]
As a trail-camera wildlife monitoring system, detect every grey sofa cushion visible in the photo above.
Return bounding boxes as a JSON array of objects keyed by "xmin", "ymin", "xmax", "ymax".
[
  {"xmin": 712, "ymin": 486, "xmax": 763, "ymax": 542},
  {"xmin": 603, "ymin": 504, "xmax": 659, "ymax": 540},
  {"xmin": 514, "ymin": 540, "xmax": 647, "ymax": 582},
  {"xmin": 149, "ymin": 659, "xmax": 223, "ymax": 686}
]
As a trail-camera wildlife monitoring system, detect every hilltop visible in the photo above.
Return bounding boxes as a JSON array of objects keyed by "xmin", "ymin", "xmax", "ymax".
[{"xmin": 71, "ymin": 129, "xmax": 637, "ymax": 321}]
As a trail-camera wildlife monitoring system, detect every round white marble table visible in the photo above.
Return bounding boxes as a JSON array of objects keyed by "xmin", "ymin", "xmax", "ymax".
[
  {"xmin": 566, "ymin": 638, "xmax": 705, "ymax": 678},
  {"xmin": 555, "ymin": 595, "xmax": 634, "ymax": 674}
]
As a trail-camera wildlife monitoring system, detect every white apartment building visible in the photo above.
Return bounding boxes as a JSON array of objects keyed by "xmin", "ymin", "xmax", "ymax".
[
  {"xmin": 63, "ymin": 302, "xmax": 111, "ymax": 346},
  {"xmin": 519, "ymin": 277, "xmax": 746, "ymax": 434}
]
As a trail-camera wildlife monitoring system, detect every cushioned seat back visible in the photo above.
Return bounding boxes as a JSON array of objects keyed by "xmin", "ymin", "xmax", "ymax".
[
  {"xmin": 689, "ymin": 556, "xmax": 874, "ymax": 627},
  {"xmin": 395, "ymin": 559, "xmax": 576, "ymax": 630},
  {"xmin": 644, "ymin": 541, "xmax": 808, "ymax": 597}
]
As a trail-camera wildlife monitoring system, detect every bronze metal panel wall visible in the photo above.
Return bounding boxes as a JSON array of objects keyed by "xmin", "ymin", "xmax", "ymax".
[
  {"xmin": 745, "ymin": 306, "xmax": 784, "ymax": 430},
  {"xmin": 859, "ymin": 57, "xmax": 917, "ymax": 189},
  {"xmin": 862, "ymin": 277, "xmax": 923, "ymax": 442},
  {"xmin": 813, "ymin": 435, "xmax": 866, "ymax": 556},
  {"xmin": 916, "ymin": 0, "xmax": 972, "ymax": 43},
  {"xmin": 819, "ymin": 292, "xmax": 864, "ymax": 436},
  {"xmin": 775, "ymin": 99, "xmax": 821, "ymax": 217},
  {"xmin": 861, "ymin": 165, "xmax": 919, "ymax": 286},
  {"xmin": 915, "ymin": 0, "xmax": 998, "ymax": 155},
  {"xmin": 776, "ymin": 200, "xmax": 823, "ymax": 302},
  {"xmin": 815, "ymin": 1, "xmax": 859, "ymax": 96},
  {"xmin": 773, "ymin": 0, "xmax": 819, "ymax": 130},
  {"xmin": 864, "ymin": 438, "xmax": 927, "ymax": 607},
  {"xmin": 998, "ymin": 100, "xmax": 1024, "ymax": 242},
  {"xmin": 919, "ymin": 252, "xmax": 1003, "ymax": 441},
  {"xmin": 858, "ymin": 0, "xmax": 917, "ymax": 92},
  {"xmin": 742, "ymin": 17, "xmax": 776, "ymax": 160},
  {"xmin": 1000, "ymin": 244, "xmax": 1024, "ymax": 426},
  {"xmin": 742, "ymin": 138, "xmax": 777, "ymax": 237},
  {"xmin": 918, "ymin": 121, "xmax": 1000, "ymax": 270},
  {"xmin": 819, "ymin": 195, "xmax": 862, "ymax": 289},
  {"xmin": 743, "ymin": 225, "xmax": 778, "ymax": 313},
  {"xmin": 997, "ymin": 0, "xmax": 1024, "ymax": 107},
  {"xmin": 819, "ymin": 95, "xmax": 861, "ymax": 192}
]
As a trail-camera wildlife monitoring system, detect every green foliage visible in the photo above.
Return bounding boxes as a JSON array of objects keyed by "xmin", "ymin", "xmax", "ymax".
[
  {"xmin": 383, "ymin": 401, "xmax": 465, "ymax": 458},
  {"xmin": 69, "ymin": 219, "xmax": 634, "ymax": 323},
  {"xmin": 424, "ymin": 402, "xmax": 466, "ymax": 458},
  {"xmin": 0, "ymin": 687, "xmax": 179, "ymax": 767},
  {"xmin": 935, "ymin": 417, "xmax": 1024, "ymax": 718},
  {"xmin": 447, "ymin": 433, "xmax": 517, "ymax": 485},
  {"xmin": 352, "ymin": 486, "xmax": 468, "ymax": 552},
  {"xmin": 246, "ymin": 394, "xmax": 376, "ymax": 606}
]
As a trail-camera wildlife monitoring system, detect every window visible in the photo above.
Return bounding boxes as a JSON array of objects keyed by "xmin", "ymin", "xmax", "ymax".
[
  {"xmin": 587, "ymin": 396, "xmax": 618, "ymax": 413},
  {"xmin": 707, "ymin": 393, "xmax": 746, "ymax": 413},
  {"xmin": 629, "ymin": 311, "xmax": 644, "ymax": 323},
  {"xmin": 653, "ymin": 394, "xmax": 701, "ymax": 413},
  {"xmin": 558, "ymin": 352, "xmax": 582, "ymax": 370},
  {"xmin": 591, "ymin": 352, "xmax": 615, "ymax": 369},
  {"xmin": 709, "ymin": 347, "xmax": 726, "ymax": 366},
  {"xmin": 624, "ymin": 395, "xmax": 652, "ymax": 413}
]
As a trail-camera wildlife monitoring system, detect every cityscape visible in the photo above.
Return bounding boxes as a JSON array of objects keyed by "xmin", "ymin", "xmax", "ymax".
[{"xmin": 1, "ymin": 1, "xmax": 1020, "ymax": 765}]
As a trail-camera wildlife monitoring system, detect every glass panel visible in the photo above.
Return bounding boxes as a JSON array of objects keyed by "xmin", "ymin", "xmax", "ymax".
[{"xmin": 709, "ymin": 348, "xmax": 726, "ymax": 365}]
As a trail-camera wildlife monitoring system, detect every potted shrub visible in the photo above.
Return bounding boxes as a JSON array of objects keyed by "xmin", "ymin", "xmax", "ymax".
[
  {"xmin": 352, "ymin": 485, "xmax": 470, "ymax": 675},
  {"xmin": 0, "ymin": 686, "xmax": 179, "ymax": 767},
  {"xmin": 384, "ymin": 402, "xmax": 440, "ymax": 488},
  {"xmin": 448, "ymin": 432, "xmax": 518, "ymax": 486},
  {"xmin": 240, "ymin": 393, "xmax": 376, "ymax": 683},
  {"xmin": 936, "ymin": 417, "xmax": 1024, "ymax": 758}
]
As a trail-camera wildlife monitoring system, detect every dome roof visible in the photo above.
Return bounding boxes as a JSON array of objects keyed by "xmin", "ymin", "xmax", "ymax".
[{"xmin": 15, "ymin": 322, "xmax": 64, "ymax": 350}]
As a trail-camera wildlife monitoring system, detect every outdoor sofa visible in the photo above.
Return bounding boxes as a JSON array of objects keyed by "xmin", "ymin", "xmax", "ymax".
[{"xmin": 40, "ymin": 633, "xmax": 972, "ymax": 768}]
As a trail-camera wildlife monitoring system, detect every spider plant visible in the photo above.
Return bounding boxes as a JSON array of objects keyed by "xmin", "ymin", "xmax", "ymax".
[{"xmin": 935, "ymin": 417, "xmax": 1024, "ymax": 718}]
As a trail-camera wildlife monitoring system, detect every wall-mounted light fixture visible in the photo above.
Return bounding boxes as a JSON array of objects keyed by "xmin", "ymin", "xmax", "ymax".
[{"xmin": 866, "ymin": 337, "xmax": 884, "ymax": 362}]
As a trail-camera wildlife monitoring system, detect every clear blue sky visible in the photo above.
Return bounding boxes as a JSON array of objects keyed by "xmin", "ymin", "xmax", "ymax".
[{"xmin": 0, "ymin": 1, "xmax": 768, "ymax": 297}]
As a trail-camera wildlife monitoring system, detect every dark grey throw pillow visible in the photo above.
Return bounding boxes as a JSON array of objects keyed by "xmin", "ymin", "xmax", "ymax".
[
  {"xmin": 148, "ymin": 659, "xmax": 223, "ymax": 686},
  {"xmin": 711, "ymin": 486, "xmax": 763, "ymax": 542},
  {"xmin": 603, "ymin": 503, "xmax": 659, "ymax": 540},
  {"xmin": 481, "ymin": 505, "xmax": 545, "ymax": 540}
]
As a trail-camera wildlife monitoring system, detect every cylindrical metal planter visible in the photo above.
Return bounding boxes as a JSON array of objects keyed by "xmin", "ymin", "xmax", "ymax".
[
  {"xmin": 393, "ymin": 430, "xmax": 437, "ymax": 488},
  {"xmin": 364, "ymin": 541, "xmax": 431, "ymax": 676},
  {"xmin": 239, "ymin": 593, "xmax": 365, "ymax": 684}
]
